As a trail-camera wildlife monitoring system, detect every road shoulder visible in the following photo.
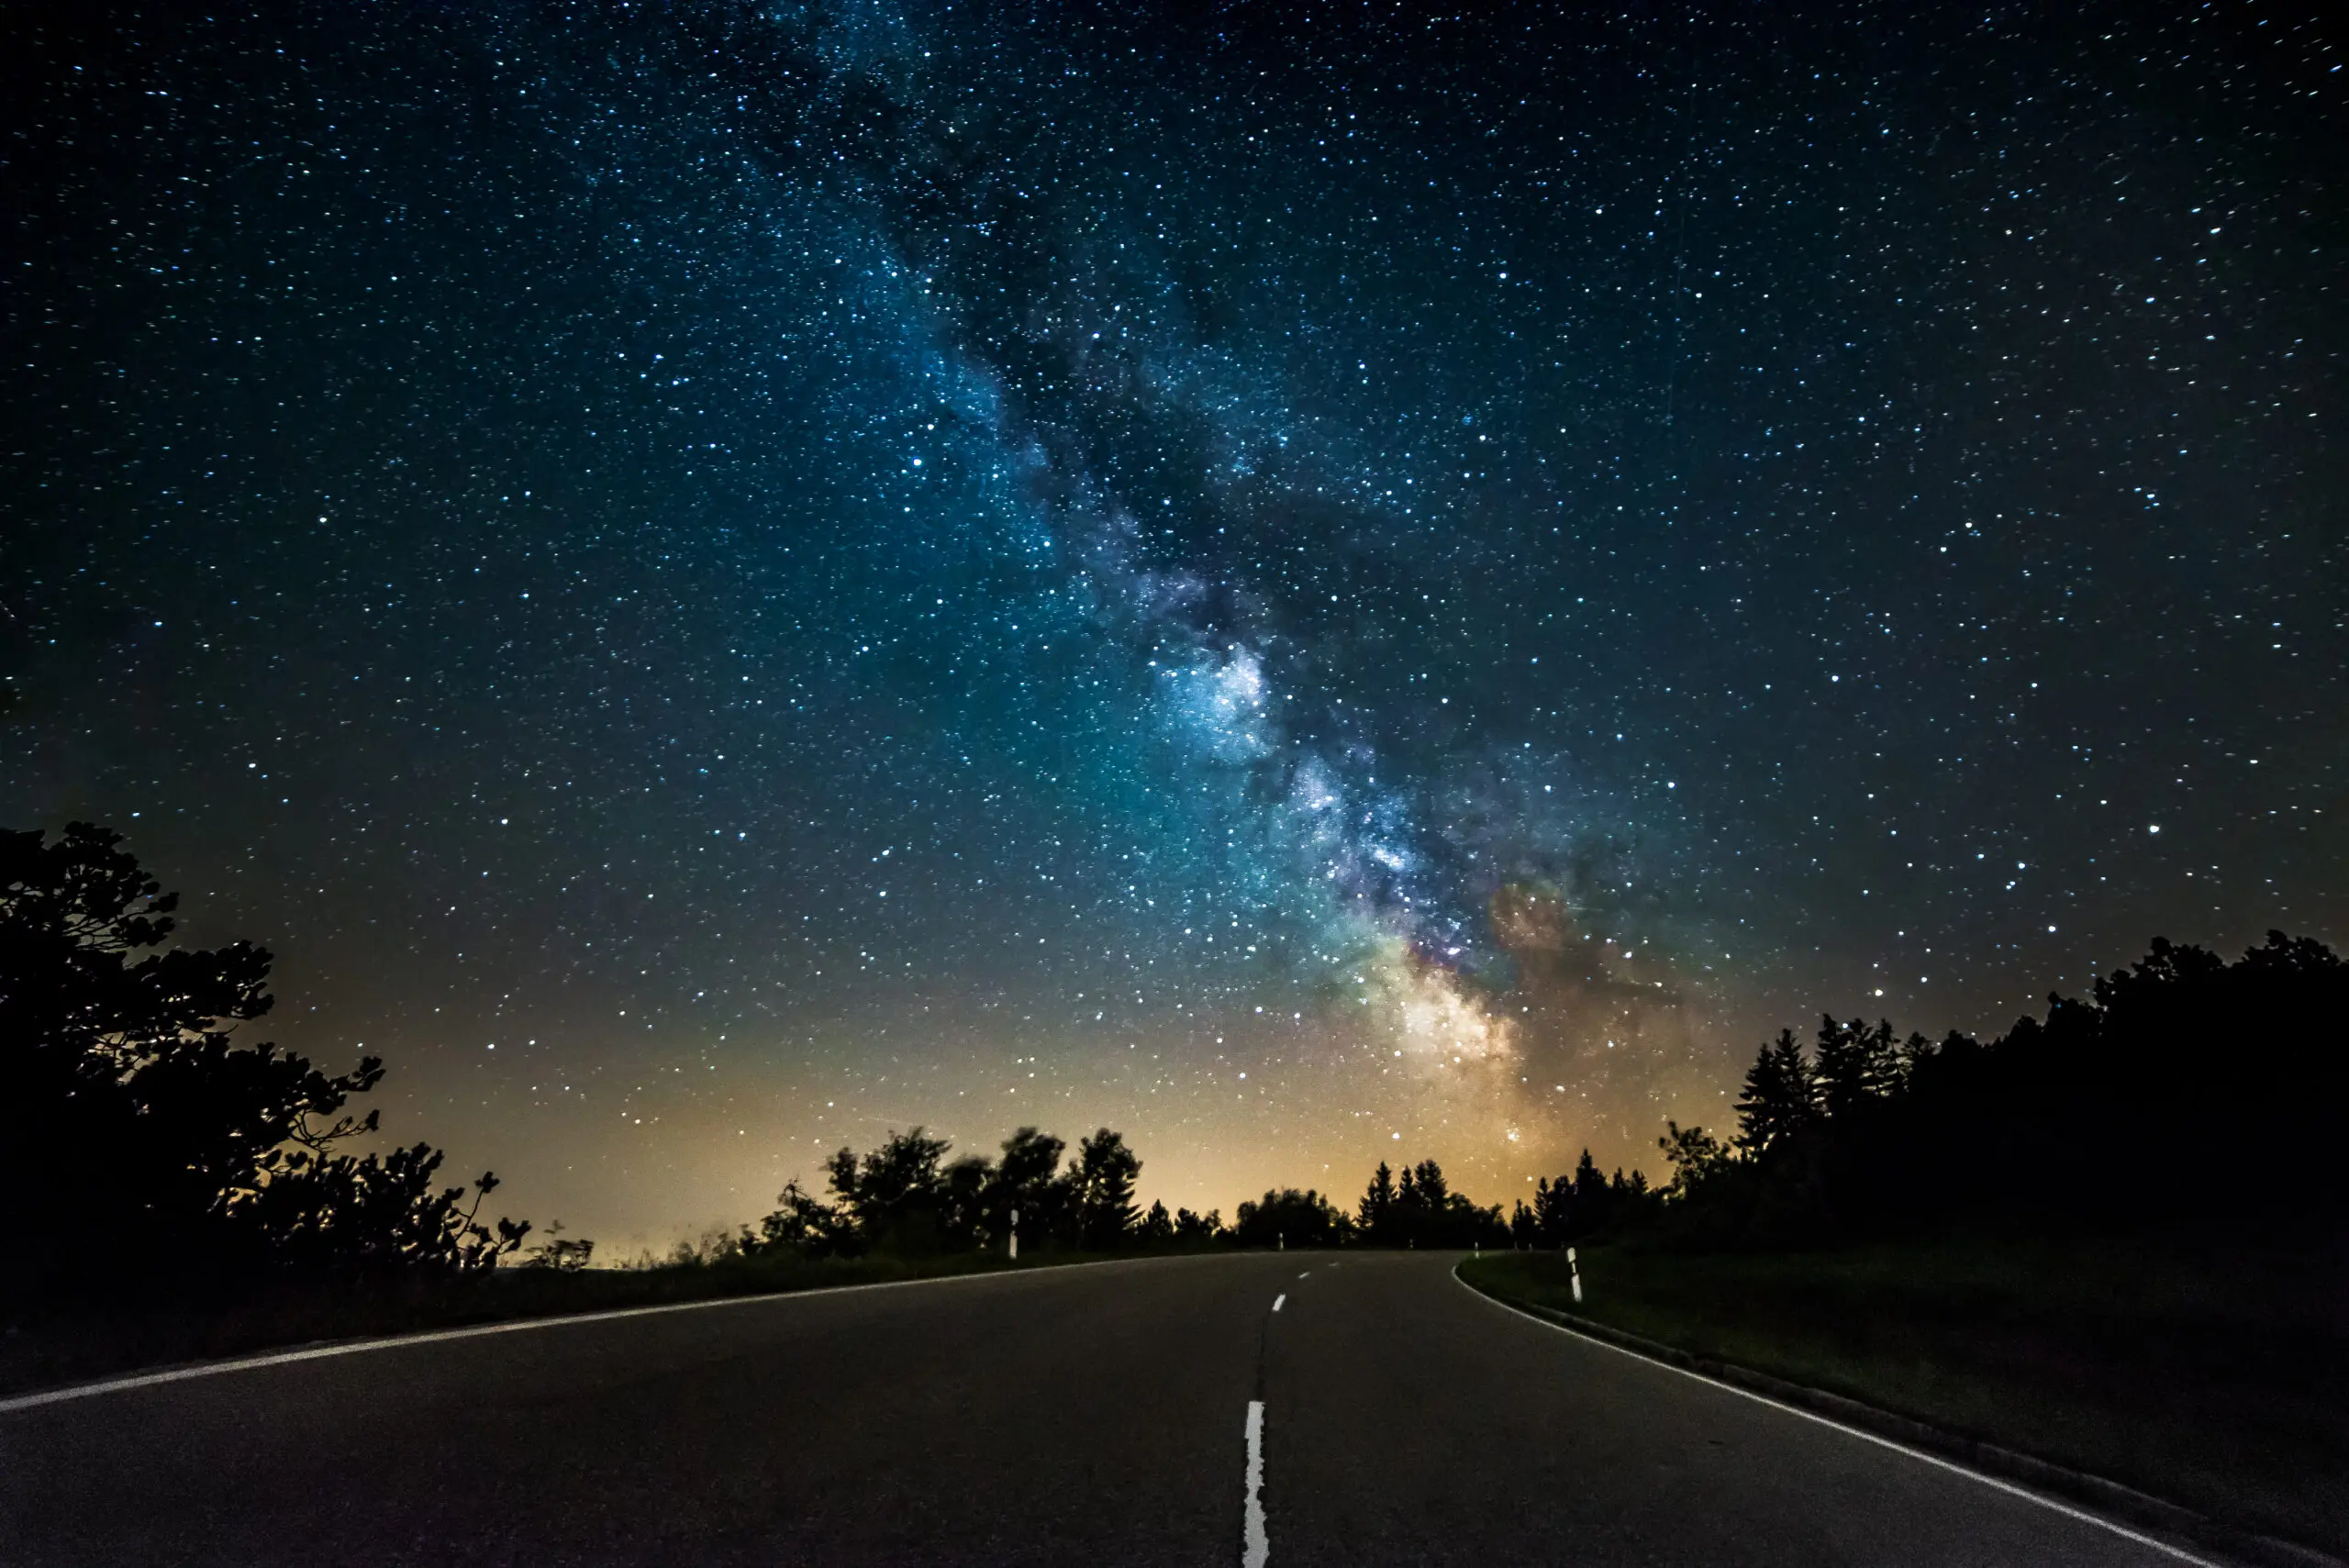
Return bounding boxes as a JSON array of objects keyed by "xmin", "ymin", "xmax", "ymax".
[{"xmin": 1453, "ymin": 1262, "xmax": 2339, "ymax": 1568}]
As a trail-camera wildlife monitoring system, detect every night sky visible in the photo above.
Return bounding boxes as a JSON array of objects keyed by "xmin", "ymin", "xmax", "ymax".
[{"xmin": 5, "ymin": 2, "xmax": 2342, "ymax": 1251}]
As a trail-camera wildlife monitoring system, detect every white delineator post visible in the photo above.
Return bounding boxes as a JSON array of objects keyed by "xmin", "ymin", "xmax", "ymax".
[
  {"xmin": 1009, "ymin": 1207, "xmax": 1019, "ymax": 1262},
  {"xmin": 1568, "ymin": 1244, "xmax": 1582, "ymax": 1305}
]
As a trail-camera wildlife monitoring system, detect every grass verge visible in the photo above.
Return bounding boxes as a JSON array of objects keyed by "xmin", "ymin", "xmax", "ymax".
[
  {"xmin": 1459, "ymin": 1236, "xmax": 2349, "ymax": 1559},
  {"xmin": 0, "ymin": 1247, "xmax": 1169, "ymax": 1400}
]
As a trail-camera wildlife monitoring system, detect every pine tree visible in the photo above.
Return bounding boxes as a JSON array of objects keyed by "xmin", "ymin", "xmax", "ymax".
[
  {"xmin": 1571, "ymin": 1149, "xmax": 1606, "ymax": 1207},
  {"xmin": 1533, "ymin": 1173, "xmax": 1574, "ymax": 1244},
  {"xmin": 1412, "ymin": 1159, "xmax": 1451, "ymax": 1209},
  {"xmin": 1735, "ymin": 1029, "xmax": 1819, "ymax": 1157},
  {"xmin": 1357, "ymin": 1161, "xmax": 1397, "ymax": 1240},
  {"xmin": 1814, "ymin": 1015, "xmax": 1904, "ymax": 1118}
]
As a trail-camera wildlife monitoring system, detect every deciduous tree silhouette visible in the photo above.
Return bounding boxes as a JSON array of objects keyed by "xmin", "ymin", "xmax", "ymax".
[
  {"xmin": 985, "ymin": 1125, "xmax": 1068, "ymax": 1247},
  {"xmin": 750, "ymin": 1177, "xmax": 856, "ymax": 1256},
  {"xmin": 1656, "ymin": 1120, "xmax": 1731, "ymax": 1199},
  {"xmin": 1071, "ymin": 1127, "xmax": 1141, "ymax": 1248},
  {"xmin": 1232, "ymin": 1187, "xmax": 1350, "ymax": 1248},
  {"xmin": 749, "ymin": 1121, "xmax": 1165, "ymax": 1258},
  {"xmin": 824, "ymin": 1129, "xmax": 946, "ymax": 1246},
  {"xmin": 0, "ymin": 823, "xmax": 526, "ymax": 1306}
]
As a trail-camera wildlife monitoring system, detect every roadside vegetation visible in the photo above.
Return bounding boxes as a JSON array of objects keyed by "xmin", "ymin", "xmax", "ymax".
[
  {"xmin": 1463, "ymin": 1237, "xmax": 2347, "ymax": 1557},
  {"xmin": 0, "ymin": 824, "xmax": 1221, "ymax": 1395},
  {"xmin": 9, "ymin": 817, "xmax": 2343, "ymax": 1561},
  {"xmin": 1464, "ymin": 932, "xmax": 2349, "ymax": 1559},
  {"xmin": 11, "ymin": 822, "xmax": 1534, "ymax": 1395}
]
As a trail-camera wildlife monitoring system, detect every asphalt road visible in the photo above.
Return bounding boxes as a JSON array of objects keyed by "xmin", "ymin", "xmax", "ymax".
[{"xmin": 0, "ymin": 1251, "xmax": 2219, "ymax": 1565}]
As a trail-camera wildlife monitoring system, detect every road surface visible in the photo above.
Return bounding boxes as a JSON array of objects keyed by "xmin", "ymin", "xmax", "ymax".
[{"xmin": 0, "ymin": 1251, "xmax": 2220, "ymax": 1564}]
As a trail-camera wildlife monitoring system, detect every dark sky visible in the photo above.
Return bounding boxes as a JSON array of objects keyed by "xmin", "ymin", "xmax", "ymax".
[{"xmin": 5, "ymin": 1, "xmax": 2342, "ymax": 1248}]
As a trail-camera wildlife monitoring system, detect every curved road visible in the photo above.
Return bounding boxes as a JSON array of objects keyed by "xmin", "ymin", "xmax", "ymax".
[{"xmin": 0, "ymin": 1251, "xmax": 2219, "ymax": 1565}]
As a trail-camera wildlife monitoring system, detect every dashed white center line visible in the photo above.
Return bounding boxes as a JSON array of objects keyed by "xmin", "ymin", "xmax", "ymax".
[
  {"xmin": 1272, "ymin": 1294, "xmax": 1286, "ymax": 1312},
  {"xmin": 1242, "ymin": 1399, "xmax": 1269, "ymax": 1568}
]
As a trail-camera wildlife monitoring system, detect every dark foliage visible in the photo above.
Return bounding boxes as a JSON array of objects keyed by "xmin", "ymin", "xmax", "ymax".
[
  {"xmin": 1351, "ymin": 1157, "xmax": 1510, "ymax": 1248},
  {"xmin": 1070, "ymin": 1128, "xmax": 1143, "ymax": 1249},
  {"xmin": 747, "ymin": 1122, "xmax": 1179, "ymax": 1259},
  {"xmin": 0, "ymin": 823, "xmax": 527, "ymax": 1309},
  {"xmin": 1650, "ymin": 932, "xmax": 2349, "ymax": 1244},
  {"xmin": 1232, "ymin": 1187, "xmax": 1351, "ymax": 1248}
]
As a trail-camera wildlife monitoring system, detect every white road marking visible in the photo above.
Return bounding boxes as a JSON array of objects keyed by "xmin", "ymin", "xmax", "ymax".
[
  {"xmin": 1453, "ymin": 1269, "xmax": 2226, "ymax": 1568},
  {"xmin": 1272, "ymin": 1294, "xmax": 1286, "ymax": 1312},
  {"xmin": 1242, "ymin": 1398, "xmax": 1270, "ymax": 1568},
  {"xmin": 0, "ymin": 1255, "xmax": 1168, "ymax": 1417},
  {"xmin": 1297, "ymin": 1271, "xmax": 1310, "ymax": 1279}
]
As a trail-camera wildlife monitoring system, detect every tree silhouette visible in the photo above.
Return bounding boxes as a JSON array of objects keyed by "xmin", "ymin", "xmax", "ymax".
[
  {"xmin": 985, "ymin": 1126, "xmax": 1068, "ymax": 1247},
  {"xmin": 1071, "ymin": 1128, "xmax": 1141, "ymax": 1248},
  {"xmin": 0, "ymin": 823, "xmax": 525, "ymax": 1306},
  {"xmin": 1357, "ymin": 1161, "xmax": 1397, "ymax": 1241},
  {"xmin": 1813, "ymin": 1015, "xmax": 1904, "ymax": 1118},
  {"xmin": 1532, "ymin": 1173, "xmax": 1573, "ymax": 1245},
  {"xmin": 1656, "ymin": 1120, "xmax": 1731, "ymax": 1199},
  {"xmin": 1232, "ymin": 1188, "xmax": 1349, "ymax": 1248},
  {"xmin": 748, "ymin": 1121, "xmax": 1167, "ymax": 1258},
  {"xmin": 1616, "ymin": 932, "xmax": 2348, "ymax": 1245},
  {"xmin": 823, "ymin": 1127, "xmax": 960, "ymax": 1251},
  {"xmin": 751, "ymin": 1177, "xmax": 856, "ymax": 1256},
  {"xmin": 1735, "ymin": 1029, "xmax": 1818, "ymax": 1158},
  {"xmin": 1411, "ymin": 1159, "xmax": 1451, "ymax": 1210}
]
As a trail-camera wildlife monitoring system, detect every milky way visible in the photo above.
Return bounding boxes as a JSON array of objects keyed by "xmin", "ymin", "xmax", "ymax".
[{"xmin": 5, "ymin": 2, "xmax": 2342, "ymax": 1247}]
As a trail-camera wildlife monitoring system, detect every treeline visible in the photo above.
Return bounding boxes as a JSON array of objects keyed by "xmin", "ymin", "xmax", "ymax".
[
  {"xmin": 721, "ymin": 1123, "xmax": 1223, "ymax": 1259},
  {"xmin": 29, "ymin": 820, "xmax": 2325, "ymax": 1309},
  {"xmin": 1640, "ymin": 932, "xmax": 2349, "ymax": 1246},
  {"xmin": 2, "ymin": 824, "xmax": 529, "ymax": 1312},
  {"xmin": 722, "ymin": 1142, "xmax": 1540, "ymax": 1258}
]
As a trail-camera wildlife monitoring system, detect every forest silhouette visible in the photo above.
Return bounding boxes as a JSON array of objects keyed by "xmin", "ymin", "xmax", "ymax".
[
  {"xmin": 1635, "ymin": 929, "xmax": 2349, "ymax": 1248},
  {"xmin": 6, "ymin": 818, "xmax": 2343, "ymax": 1324}
]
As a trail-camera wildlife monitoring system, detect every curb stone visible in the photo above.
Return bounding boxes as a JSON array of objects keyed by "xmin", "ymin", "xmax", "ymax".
[{"xmin": 1479, "ymin": 1284, "xmax": 2343, "ymax": 1568}]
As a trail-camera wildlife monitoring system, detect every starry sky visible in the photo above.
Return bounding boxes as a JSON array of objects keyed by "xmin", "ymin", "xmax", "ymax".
[{"xmin": 5, "ymin": 1, "xmax": 2343, "ymax": 1251}]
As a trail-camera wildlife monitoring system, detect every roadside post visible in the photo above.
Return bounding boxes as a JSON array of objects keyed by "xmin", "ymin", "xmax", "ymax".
[
  {"xmin": 1568, "ymin": 1245, "xmax": 1582, "ymax": 1305},
  {"xmin": 1009, "ymin": 1207, "xmax": 1019, "ymax": 1262}
]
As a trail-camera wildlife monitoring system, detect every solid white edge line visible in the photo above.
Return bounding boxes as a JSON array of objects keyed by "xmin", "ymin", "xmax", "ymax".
[
  {"xmin": 1242, "ymin": 1397, "xmax": 1270, "ymax": 1568},
  {"xmin": 0, "ymin": 1253, "xmax": 1172, "ymax": 1418},
  {"xmin": 1450, "ymin": 1266, "xmax": 2229, "ymax": 1568}
]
